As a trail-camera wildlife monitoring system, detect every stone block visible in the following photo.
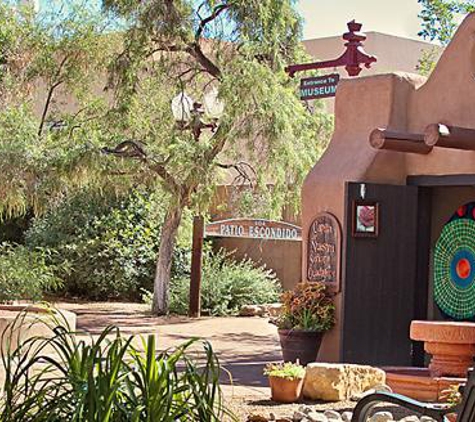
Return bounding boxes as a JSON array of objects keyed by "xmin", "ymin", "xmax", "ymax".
[{"xmin": 303, "ymin": 363, "xmax": 386, "ymax": 401}]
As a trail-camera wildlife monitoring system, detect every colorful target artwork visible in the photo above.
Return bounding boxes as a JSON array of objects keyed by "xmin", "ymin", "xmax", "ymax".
[{"xmin": 434, "ymin": 202, "xmax": 475, "ymax": 320}]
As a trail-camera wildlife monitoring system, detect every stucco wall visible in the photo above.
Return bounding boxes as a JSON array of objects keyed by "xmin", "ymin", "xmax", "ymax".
[{"xmin": 302, "ymin": 13, "xmax": 475, "ymax": 362}]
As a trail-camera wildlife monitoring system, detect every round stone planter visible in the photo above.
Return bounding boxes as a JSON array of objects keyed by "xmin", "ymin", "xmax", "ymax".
[
  {"xmin": 268, "ymin": 375, "xmax": 304, "ymax": 403},
  {"xmin": 0, "ymin": 305, "xmax": 77, "ymax": 386},
  {"xmin": 0, "ymin": 305, "xmax": 76, "ymax": 351},
  {"xmin": 410, "ymin": 320, "xmax": 475, "ymax": 377},
  {"xmin": 278, "ymin": 329, "xmax": 324, "ymax": 365}
]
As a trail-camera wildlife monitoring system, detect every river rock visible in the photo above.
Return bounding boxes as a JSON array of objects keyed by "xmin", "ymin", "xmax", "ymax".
[
  {"xmin": 324, "ymin": 410, "xmax": 342, "ymax": 421},
  {"xmin": 307, "ymin": 413, "xmax": 328, "ymax": 422},
  {"xmin": 341, "ymin": 412, "xmax": 353, "ymax": 422},
  {"xmin": 420, "ymin": 417, "xmax": 436, "ymax": 422},
  {"xmin": 369, "ymin": 411, "xmax": 393, "ymax": 422},
  {"xmin": 398, "ymin": 417, "xmax": 420, "ymax": 422},
  {"xmin": 293, "ymin": 411, "xmax": 307, "ymax": 422},
  {"xmin": 303, "ymin": 363, "xmax": 386, "ymax": 401},
  {"xmin": 239, "ymin": 305, "xmax": 262, "ymax": 316},
  {"xmin": 267, "ymin": 303, "xmax": 283, "ymax": 316}
]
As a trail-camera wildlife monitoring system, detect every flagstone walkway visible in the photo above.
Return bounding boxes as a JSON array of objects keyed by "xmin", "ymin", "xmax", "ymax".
[{"xmin": 55, "ymin": 301, "xmax": 281, "ymax": 398}]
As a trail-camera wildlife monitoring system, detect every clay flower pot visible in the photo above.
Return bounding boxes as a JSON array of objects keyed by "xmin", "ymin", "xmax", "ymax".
[
  {"xmin": 268, "ymin": 375, "xmax": 304, "ymax": 403},
  {"xmin": 278, "ymin": 329, "xmax": 324, "ymax": 365}
]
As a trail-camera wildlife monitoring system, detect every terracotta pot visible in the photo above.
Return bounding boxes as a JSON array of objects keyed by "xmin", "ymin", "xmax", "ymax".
[
  {"xmin": 446, "ymin": 413, "xmax": 457, "ymax": 422},
  {"xmin": 278, "ymin": 329, "xmax": 324, "ymax": 365},
  {"xmin": 268, "ymin": 375, "xmax": 304, "ymax": 403}
]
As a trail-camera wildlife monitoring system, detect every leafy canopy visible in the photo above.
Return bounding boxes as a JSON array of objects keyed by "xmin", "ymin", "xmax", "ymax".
[{"xmin": 418, "ymin": 0, "xmax": 475, "ymax": 45}]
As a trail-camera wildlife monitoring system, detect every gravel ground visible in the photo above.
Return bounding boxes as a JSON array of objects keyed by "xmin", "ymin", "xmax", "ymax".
[
  {"xmin": 225, "ymin": 397, "xmax": 430, "ymax": 421},
  {"xmin": 226, "ymin": 397, "xmax": 356, "ymax": 421}
]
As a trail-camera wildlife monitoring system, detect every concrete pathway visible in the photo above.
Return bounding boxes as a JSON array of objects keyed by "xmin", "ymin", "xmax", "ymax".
[{"xmin": 56, "ymin": 301, "xmax": 281, "ymax": 398}]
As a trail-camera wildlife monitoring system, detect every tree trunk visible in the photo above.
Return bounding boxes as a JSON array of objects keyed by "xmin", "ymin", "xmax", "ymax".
[{"xmin": 152, "ymin": 205, "xmax": 183, "ymax": 315}]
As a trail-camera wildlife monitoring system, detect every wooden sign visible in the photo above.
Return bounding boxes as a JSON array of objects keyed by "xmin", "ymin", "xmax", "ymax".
[
  {"xmin": 205, "ymin": 219, "xmax": 302, "ymax": 241},
  {"xmin": 300, "ymin": 73, "xmax": 340, "ymax": 101},
  {"xmin": 307, "ymin": 213, "xmax": 341, "ymax": 290}
]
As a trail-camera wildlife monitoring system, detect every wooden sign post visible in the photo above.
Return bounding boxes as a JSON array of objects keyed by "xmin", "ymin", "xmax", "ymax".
[
  {"xmin": 189, "ymin": 216, "xmax": 204, "ymax": 318},
  {"xmin": 188, "ymin": 218, "xmax": 302, "ymax": 317}
]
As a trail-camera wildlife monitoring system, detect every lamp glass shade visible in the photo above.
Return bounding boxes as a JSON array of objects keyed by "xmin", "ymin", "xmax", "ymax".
[
  {"xmin": 171, "ymin": 92, "xmax": 194, "ymax": 123},
  {"xmin": 203, "ymin": 88, "xmax": 224, "ymax": 120}
]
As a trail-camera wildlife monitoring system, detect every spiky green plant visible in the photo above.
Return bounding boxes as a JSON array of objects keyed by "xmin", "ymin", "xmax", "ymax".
[{"xmin": 0, "ymin": 308, "xmax": 236, "ymax": 421}]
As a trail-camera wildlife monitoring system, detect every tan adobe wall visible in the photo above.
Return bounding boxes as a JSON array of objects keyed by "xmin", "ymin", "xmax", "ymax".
[{"xmin": 302, "ymin": 13, "xmax": 475, "ymax": 362}]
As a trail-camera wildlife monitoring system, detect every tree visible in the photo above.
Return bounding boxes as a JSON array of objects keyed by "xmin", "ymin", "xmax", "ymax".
[
  {"xmin": 0, "ymin": 1, "xmax": 332, "ymax": 315},
  {"xmin": 418, "ymin": 0, "xmax": 475, "ymax": 44},
  {"xmin": 101, "ymin": 0, "xmax": 332, "ymax": 314}
]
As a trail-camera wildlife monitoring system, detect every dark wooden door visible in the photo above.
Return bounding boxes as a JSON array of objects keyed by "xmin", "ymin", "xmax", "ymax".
[{"xmin": 341, "ymin": 182, "xmax": 428, "ymax": 366}]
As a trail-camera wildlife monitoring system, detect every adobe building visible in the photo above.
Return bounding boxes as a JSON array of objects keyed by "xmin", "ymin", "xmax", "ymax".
[
  {"xmin": 303, "ymin": 13, "xmax": 475, "ymax": 365},
  {"xmin": 211, "ymin": 31, "xmax": 440, "ymax": 290}
]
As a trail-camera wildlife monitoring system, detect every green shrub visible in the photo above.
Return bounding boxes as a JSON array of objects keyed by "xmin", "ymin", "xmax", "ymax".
[
  {"xmin": 1, "ymin": 311, "xmax": 237, "ymax": 421},
  {"xmin": 0, "ymin": 244, "xmax": 63, "ymax": 303},
  {"xmin": 167, "ymin": 249, "xmax": 281, "ymax": 316},
  {"xmin": 263, "ymin": 361, "xmax": 306, "ymax": 380},
  {"xmin": 25, "ymin": 188, "xmax": 192, "ymax": 301}
]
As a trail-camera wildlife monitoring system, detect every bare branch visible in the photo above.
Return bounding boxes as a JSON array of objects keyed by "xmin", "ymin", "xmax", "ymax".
[
  {"xmin": 38, "ymin": 54, "xmax": 72, "ymax": 136},
  {"xmin": 195, "ymin": 4, "xmax": 231, "ymax": 41},
  {"xmin": 217, "ymin": 161, "xmax": 257, "ymax": 187},
  {"xmin": 189, "ymin": 42, "xmax": 221, "ymax": 79},
  {"xmin": 102, "ymin": 140, "xmax": 182, "ymax": 194},
  {"xmin": 101, "ymin": 140, "xmax": 147, "ymax": 158}
]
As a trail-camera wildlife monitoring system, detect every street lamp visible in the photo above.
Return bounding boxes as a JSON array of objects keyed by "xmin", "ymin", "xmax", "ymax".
[{"xmin": 171, "ymin": 88, "xmax": 224, "ymax": 140}]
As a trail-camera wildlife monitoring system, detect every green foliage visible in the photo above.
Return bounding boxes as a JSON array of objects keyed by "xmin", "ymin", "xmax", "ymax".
[
  {"xmin": 0, "ymin": 312, "xmax": 237, "ymax": 421},
  {"xmin": 274, "ymin": 282, "xmax": 335, "ymax": 332},
  {"xmin": 416, "ymin": 47, "xmax": 441, "ymax": 76},
  {"xmin": 418, "ymin": 0, "xmax": 475, "ymax": 45},
  {"xmin": 263, "ymin": 361, "xmax": 306, "ymax": 380},
  {"xmin": 0, "ymin": 1, "xmax": 333, "ymax": 313},
  {"xmin": 162, "ymin": 248, "xmax": 281, "ymax": 316},
  {"xmin": 26, "ymin": 189, "xmax": 191, "ymax": 300},
  {"xmin": 0, "ymin": 244, "xmax": 63, "ymax": 303}
]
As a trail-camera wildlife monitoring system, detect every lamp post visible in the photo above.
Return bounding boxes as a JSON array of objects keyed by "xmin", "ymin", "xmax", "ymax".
[
  {"xmin": 171, "ymin": 88, "xmax": 224, "ymax": 317},
  {"xmin": 171, "ymin": 88, "xmax": 224, "ymax": 141}
]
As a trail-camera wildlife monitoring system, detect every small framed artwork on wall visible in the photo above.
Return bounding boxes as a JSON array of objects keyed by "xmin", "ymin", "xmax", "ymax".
[{"xmin": 352, "ymin": 201, "xmax": 379, "ymax": 238}]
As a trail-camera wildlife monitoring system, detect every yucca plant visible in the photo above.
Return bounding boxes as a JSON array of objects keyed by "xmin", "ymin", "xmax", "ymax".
[{"xmin": 0, "ymin": 308, "xmax": 236, "ymax": 421}]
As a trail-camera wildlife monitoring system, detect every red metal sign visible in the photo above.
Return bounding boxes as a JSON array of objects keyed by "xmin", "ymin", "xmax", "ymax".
[{"xmin": 286, "ymin": 20, "xmax": 377, "ymax": 78}]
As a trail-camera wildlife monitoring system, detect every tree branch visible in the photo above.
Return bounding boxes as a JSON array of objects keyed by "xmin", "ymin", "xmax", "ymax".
[
  {"xmin": 217, "ymin": 161, "xmax": 257, "ymax": 187},
  {"xmin": 38, "ymin": 54, "xmax": 71, "ymax": 137},
  {"xmin": 195, "ymin": 4, "xmax": 231, "ymax": 41},
  {"xmin": 101, "ymin": 140, "xmax": 181, "ymax": 194},
  {"xmin": 189, "ymin": 42, "xmax": 221, "ymax": 79}
]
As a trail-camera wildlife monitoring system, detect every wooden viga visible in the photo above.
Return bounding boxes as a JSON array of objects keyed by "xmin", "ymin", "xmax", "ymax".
[
  {"xmin": 370, "ymin": 125, "xmax": 475, "ymax": 153},
  {"xmin": 369, "ymin": 128, "xmax": 432, "ymax": 154}
]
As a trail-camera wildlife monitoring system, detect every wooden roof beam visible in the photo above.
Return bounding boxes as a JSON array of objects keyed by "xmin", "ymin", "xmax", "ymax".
[
  {"xmin": 425, "ymin": 124, "xmax": 475, "ymax": 150},
  {"xmin": 369, "ymin": 128, "xmax": 432, "ymax": 154}
]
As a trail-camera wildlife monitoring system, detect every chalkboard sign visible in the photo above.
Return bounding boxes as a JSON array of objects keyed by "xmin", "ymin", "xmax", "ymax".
[{"xmin": 307, "ymin": 213, "xmax": 341, "ymax": 291}]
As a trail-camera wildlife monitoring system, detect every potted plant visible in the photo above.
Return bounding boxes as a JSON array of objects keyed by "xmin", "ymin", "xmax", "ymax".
[
  {"xmin": 272, "ymin": 281, "xmax": 335, "ymax": 365},
  {"xmin": 264, "ymin": 361, "xmax": 306, "ymax": 403}
]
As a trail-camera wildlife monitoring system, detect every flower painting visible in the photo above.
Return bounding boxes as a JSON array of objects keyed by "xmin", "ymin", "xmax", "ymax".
[{"xmin": 352, "ymin": 201, "xmax": 379, "ymax": 237}]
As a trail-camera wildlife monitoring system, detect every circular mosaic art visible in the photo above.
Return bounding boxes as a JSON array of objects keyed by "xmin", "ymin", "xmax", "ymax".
[{"xmin": 434, "ymin": 218, "xmax": 475, "ymax": 320}]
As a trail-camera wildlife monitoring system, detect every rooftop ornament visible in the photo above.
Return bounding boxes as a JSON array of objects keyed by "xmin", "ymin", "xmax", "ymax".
[{"xmin": 286, "ymin": 20, "xmax": 377, "ymax": 78}]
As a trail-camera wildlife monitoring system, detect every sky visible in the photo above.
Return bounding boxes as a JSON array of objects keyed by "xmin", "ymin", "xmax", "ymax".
[
  {"xmin": 29, "ymin": 0, "xmax": 426, "ymax": 42},
  {"xmin": 297, "ymin": 0, "xmax": 424, "ymax": 41}
]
